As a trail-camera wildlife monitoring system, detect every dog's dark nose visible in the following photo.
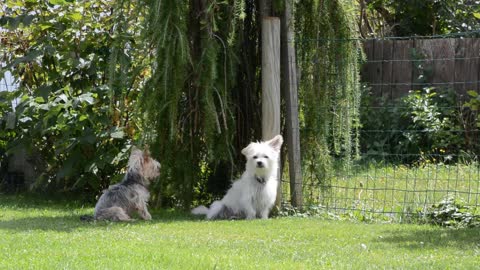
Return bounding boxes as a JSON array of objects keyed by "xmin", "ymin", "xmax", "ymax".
[{"xmin": 257, "ymin": 161, "xmax": 264, "ymax": 168}]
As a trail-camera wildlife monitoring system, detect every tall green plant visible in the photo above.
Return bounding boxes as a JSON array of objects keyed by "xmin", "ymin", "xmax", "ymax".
[
  {"xmin": 295, "ymin": 0, "xmax": 362, "ymax": 192},
  {"xmin": 140, "ymin": 1, "xmax": 240, "ymax": 208},
  {"xmin": 142, "ymin": 0, "xmax": 361, "ymax": 209}
]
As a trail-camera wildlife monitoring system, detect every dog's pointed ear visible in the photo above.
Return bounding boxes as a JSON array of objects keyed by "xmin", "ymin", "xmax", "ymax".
[
  {"xmin": 241, "ymin": 143, "xmax": 255, "ymax": 157},
  {"xmin": 266, "ymin": 135, "xmax": 283, "ymax": 152},
  {"xmin": 142, "ymin": 145, "xmax": 151, "ymax": 163}
]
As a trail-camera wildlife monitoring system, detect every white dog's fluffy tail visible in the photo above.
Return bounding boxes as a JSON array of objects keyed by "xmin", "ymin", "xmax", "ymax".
[
  {"xmin": 206, "ymin": 201, "xmax": 224, "ymax": 220},
  {"xmin": 191, "ymin": 201, "xmax": 224, "ymax": 219},
  {"xmin": 191, "ymin": 205, "xmax": 209, "ymax": 215}
]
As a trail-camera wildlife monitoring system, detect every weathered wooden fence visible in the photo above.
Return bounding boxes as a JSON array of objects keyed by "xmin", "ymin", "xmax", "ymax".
[{"xmin": 362, "ymin": 38, "xmax": 480, "ymax": 100}]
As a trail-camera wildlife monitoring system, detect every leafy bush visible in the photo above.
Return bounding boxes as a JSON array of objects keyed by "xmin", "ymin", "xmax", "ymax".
[
  {"xmin": 11, "ymin": 86, "xmax": 131, "ymax": 192},
  {"xmin": 0, "ymin": 1, "xmax": 147, "ymax": 195},
  {"xmin": 464, "ymin": 90, "xmax": 480, "ymax": 127},
  {"xmin": 360, "ymin": 86, "xmax": 472, "ymax": 163},
  {"xmin": 422, "ymin": 196, "xmax": 480, "ymax": 228},
  {"xmin": 364, "ymin": 0, "xmax": 480, "ymax": 36},
  {"xmin": 400, "ymin": 87, "xmax": 464, "ymax": 161}
]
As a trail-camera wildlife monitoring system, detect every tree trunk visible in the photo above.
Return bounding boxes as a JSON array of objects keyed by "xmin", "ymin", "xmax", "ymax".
[{"xmin": 281, "ymin": 0, "xmax": 303, "ymax": 208}]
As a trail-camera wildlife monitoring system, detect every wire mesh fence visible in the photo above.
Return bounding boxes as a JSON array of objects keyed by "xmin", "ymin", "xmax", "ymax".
[{"xmin": 282, "ymin": 31, "xmax": 480, "ymax": 219}]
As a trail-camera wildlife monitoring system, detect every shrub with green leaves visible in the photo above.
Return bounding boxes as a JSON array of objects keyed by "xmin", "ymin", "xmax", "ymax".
[
  {"xmin": 422, "ymin": 196, "xmax": 480, "ymax": 228},
  {"xmin": 360, "ymin": 86, "xmax": 471, "ymax": 163},
  {"xmin": 364, "ymin": 0, "xmax": 480, "ymax": 36},
  {"xmin": 0, "ymin": 0, "xmax": 147, "ymax": 195},
  {"xmin": 400, "ymin": 87, "xmax": 464, "ymax": 161},
  {"xmin": 12, "ymin": 86, "xmax": 131, "ymax": 192},
  {"xmin": 464, "ymin": 90, "xmax": 480, "ymax": 127}
]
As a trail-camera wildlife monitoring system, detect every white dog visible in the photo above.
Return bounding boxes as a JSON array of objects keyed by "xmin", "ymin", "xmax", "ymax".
[{"xmin": 192, "ymin": 135, "xmax": 283, "ymax": 219}]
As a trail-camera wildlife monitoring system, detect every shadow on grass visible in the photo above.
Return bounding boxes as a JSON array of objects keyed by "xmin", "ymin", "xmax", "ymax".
[
  {"xmin": 0, "ymin": 209, "xmax": 206, "ymax": 232},
  {"xmin": 0, "ymin": 215, "xmax": 93, "ymax": 232},
  {"xmin": 0, "ymin": 193, "xmax": 93, "ymax": 211},
  {"xmin": 375, "ymin": 227, "xmax": 480, "ymax": 249},
  {"xmin": 0, "ymin": 194, "xmax": 235, "ymax": 232}
]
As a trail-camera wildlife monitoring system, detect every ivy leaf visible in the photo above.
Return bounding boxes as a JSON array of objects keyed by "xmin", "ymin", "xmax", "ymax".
[
  {"xmin": 56, "ymin": 94, "xmax": 68, "ymax": 103},
  {"xmin": 110, "ymin": 129, "xmax": 125, "ymax": 139},
  {"xmin": 49, "ymin": 0, "xmax": 67, "ymax": 5},
  {"xmin": 467, "ymin": 90, "xmax": 478, "ymax": 97},
  {"xmin": 112, "ymin": 146, "xmax": 129, "ymax": 164},
  {"xmin": 38, "ymin": 104, "xmax": 50, "ymax": 111},
  {"xmin": 7, "ymin": 1, "xmax": 24, "ymax": 8},
  {"xmin": 86, "ymin": 163, "xmax": 99, "ymax": 175},
  {"xmin": 78, "ymin": 93, "xmax": 94, "ymax": 105},
  {"xmin": 34, "ymin": 97, "xmax": 45, "ymax": 103},
  {"xmin": 68, "ymin": 12, "xmax": 83, "ymax": 21},
  {"xmin": 473, "ymin": 13, "xmax": 480, "ymax": 19},
  {"xmin": 18, "ymin": 116, "xmax": 32, "ymax": 123},
  {"xmin": 39, "ymin": 23, "xmax": 53, "ymax": 30},
  {"xmin": 43, "ymin": 106, "xmax": 62, "ymax": 126}
]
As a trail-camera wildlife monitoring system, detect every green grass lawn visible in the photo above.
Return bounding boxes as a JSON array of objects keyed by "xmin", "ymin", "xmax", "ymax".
[{"xmin": 1, "ymin": 195, "xmax": 479, "ymax": 269}]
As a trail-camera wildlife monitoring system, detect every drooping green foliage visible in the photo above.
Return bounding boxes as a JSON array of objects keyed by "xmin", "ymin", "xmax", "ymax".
[
  {"xmin": 295, "ymin": 0, "xmax": 362, "ymax": 192},
  {"xmin": 140, "ymin": 1, "xmax": 241, "ymax": 208}
]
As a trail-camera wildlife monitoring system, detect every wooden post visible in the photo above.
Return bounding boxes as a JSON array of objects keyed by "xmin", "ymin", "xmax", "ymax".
[
  {"xmin": 262, "ymin": 17, "xmax": 281, "ymax": 207},
  {"xmin": 281, "ymin": 0, "xmax": 303, "ymax": 208}
]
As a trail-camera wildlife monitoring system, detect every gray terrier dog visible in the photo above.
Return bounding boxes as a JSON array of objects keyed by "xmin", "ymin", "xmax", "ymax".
[{"xmin": 88, "ymin": 147, "xmax": 160, "ymax": 221}]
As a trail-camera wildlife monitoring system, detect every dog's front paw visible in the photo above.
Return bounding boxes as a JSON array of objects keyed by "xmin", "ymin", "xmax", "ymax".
[
  {"xmin": 260, "ymin": 210, "xmax": 270, "ymax": 219},
  {"xmin": 137, "ymin": 204, "xmax": 152, "ymax": 220}
]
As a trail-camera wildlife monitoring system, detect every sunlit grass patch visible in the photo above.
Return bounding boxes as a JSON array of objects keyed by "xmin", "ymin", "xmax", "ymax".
[{"xmin": 1, "ymin": 195, "xmax": 479, "ymax": 269}]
